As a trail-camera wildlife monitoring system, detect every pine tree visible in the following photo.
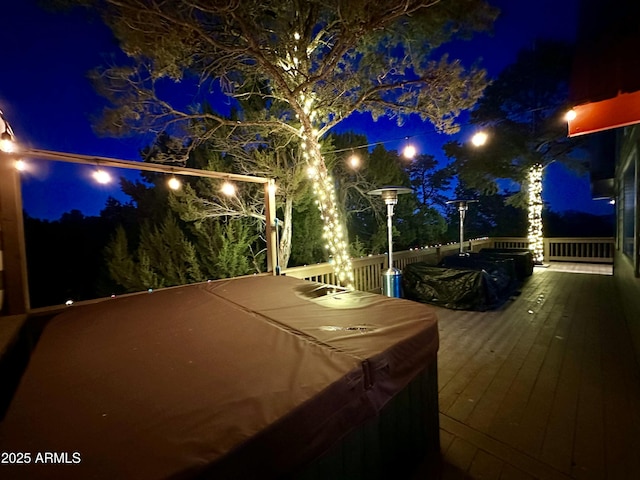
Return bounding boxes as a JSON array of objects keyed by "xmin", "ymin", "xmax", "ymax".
[
  {"xmin": 211, "ymin": 219, "xmax": 258, "ymax": 278},
  {"xmin": 104, "ymin": 226, "xmax": 140, "ymax": 291}
]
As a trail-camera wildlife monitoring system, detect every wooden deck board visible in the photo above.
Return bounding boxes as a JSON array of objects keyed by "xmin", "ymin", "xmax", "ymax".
[
  {"xmin": 446, "ymin": 436, "xmax": 479, "ymax": 473},
  {"xmin": 440, "ymin": 311, "xmax": 522, "ymax": 418},
  {"xmin": 512, "ymin": 308, "xmax": 572, "ymax": 457},
  {"xmin": 538, "ymin": 275, "xmax": 585, "ymax": 474},
  {"xmin": 425, "ymin": 267, "xmax": 640, "ymax": 480},
  {"xmin": 570, "ymin": 282, "xmax": 605, "ymax": 480},
  {"xmin": 469, "ymin": 450, "xmax": 504, "ymax": 479},
  {"xmin": 487, "ymin": 314, "xmax": 560, "ymax": 450},
  {"xmin": 499, "ymin": 463, "xmax": 536, "ymax": 480}
]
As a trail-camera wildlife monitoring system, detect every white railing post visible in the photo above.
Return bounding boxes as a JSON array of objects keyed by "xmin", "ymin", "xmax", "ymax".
[{"xmin": 544, "ymin": 238, "xmax": 550, "ymax": 263}]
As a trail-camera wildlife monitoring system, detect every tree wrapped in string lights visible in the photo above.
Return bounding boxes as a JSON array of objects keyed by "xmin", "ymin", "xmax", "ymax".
[
  {"xmin": 445, "ymin": 41, "xmax": 587, "ymax": 264},
  {"xmin": 527, "ymin": 164, "xmax": 544, "ymax": 263},
  {"xmin": 62, "ymin": 0, "xmax": 497, "ymax": 286}
]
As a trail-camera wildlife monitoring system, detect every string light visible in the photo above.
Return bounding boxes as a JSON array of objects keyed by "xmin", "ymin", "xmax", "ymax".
[
  {"xmin": 221, "ymin": 181, "xmax": 236, "ymax": 196},
  {"xmin": 402, "ymin": 144, "xmax": 417, "ymax": 159},
  {"xmin": 0, "ymin": 109, "xmax": 16, "ymax": 153},
  {"xmin": 0, "ymin": 132, "xmax": 15, "ymax": 153},
  {"xmin": 527, "ymin": 164, "xmax": 544, "ymax": 263},
  {"xmin": 93, "ymin": 169, "xmax": 112, "ymax": 184},
  {"xmin": 167, "ymin": 176, "xmax": 181, "ymax": 190},
  {"xmin": 301, "ymin": 108, "xmax": 354, "ymax": 289},
  {"xmin": 14, "ymin": 159, "xmax": 26, "ymax": 171},
  {"xmin": 348, "ymin": 154, "xmax": 361, "ymax": 169},
  {"xmin": 275, "ymin": 35, "xmax": 356, "ymax": 288},
  {"xmin": 471, "ymin": 131, "xmax": 488, "ymax": 146}
]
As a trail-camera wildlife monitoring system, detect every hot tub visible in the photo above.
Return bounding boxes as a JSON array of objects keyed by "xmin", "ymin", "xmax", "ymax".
[{"xmin": 0, "ymin": 275, "xmax": 439, "ymax": 479}]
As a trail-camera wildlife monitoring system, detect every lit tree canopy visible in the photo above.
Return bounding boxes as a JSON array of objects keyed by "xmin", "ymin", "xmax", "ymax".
[
  {"xmin": 62, "ymin": 0, "xmax": 498, "ymax": 143},
  {"xmin": 58, "ymin": 0, "xmax": 498, "ymax": 286}
]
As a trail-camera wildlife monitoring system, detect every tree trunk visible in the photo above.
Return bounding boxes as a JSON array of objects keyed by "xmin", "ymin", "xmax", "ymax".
[{"xmin": 304, "ymin": 133, "xmax": 354, "ymax": 288}]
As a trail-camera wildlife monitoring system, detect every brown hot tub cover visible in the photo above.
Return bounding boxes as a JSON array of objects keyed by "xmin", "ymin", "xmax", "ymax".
[{"xmin": 0, "ymin": 275, "xmax": 438, "ymax": 479}]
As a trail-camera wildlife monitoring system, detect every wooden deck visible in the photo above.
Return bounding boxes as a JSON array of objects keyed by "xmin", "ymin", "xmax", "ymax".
[
  {"xmin": 413, "ymin": 263, "xmax": 640, "ymax": 479},
  {"xmin": 2, "ymin": 262, "xmax": 636, "ymax": 479}
]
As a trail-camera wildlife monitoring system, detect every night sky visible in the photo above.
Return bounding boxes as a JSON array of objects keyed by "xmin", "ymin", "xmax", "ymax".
[{"xmin": 1, "ymin": 0, "xmax": 614, "ymax": 220}]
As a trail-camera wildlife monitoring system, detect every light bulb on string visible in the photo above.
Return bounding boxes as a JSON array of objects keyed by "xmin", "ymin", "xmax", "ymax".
[
  {"xmin": 471, "ymin": 131, "xmax": 488, "ymax": 147},
  {"xmin": 348, "ymin": 153, "xmax": 361, "ymax": 169},
  {"xmin": 93, "ymin": 169, "xmax": 112, "ymax": 185},
  {"xmin": 0, "ymin": 131, "xmax": 15, "ymax": 153},
  {"xmin": 14, "ymin": 159, "xmax": 26, "ymax": 172},
  {"xmin": 402, "ymin": 144, "xmax": 417, "ymax": 159},
  {"xmin": 167, "ymin": 177, "xmax": 181, "ymax": 190},
  {"xmin": 221, "ymin": 181, "xmax": 236, "ymax": 196}
]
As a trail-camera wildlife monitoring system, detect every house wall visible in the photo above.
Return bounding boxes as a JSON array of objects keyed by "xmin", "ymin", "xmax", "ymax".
[
  {"xmin": 614, "ymin": 252, "xmax": 640, "ymax": 368},
  {"xmin": 615, "ymin": 125, "xmax": 640, "ymax": 368}
]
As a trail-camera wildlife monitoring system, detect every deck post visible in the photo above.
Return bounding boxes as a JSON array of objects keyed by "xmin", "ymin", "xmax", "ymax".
[
  {"xmin": 264, "ymin": 180, "xmax": 278, "ymax": 275},
  {"xmin": 0, "ymin": 151, "xmax": 29, "ymax": 315}
]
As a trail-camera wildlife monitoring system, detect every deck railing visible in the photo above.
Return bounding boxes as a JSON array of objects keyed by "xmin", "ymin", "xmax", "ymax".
[
  {"xmin": 282, "ymin": 237, "xmax": 614, "ymax": 292},
  {"xmin": 545, "ymin": 237, "xmax": 615, "ymax": 263},
  {"xmin": 283, "ymin": 238, "xmax": 491, "ymax": 292},
  {"xmin": 490, "ymin": 237, "xmax": 615, "ymax": 263}
]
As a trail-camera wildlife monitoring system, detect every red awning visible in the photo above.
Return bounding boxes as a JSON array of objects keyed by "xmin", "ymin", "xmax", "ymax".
[
  {"xmin": 568, "ymin": 0, "xmax": 640, "ymax": 136},
  {"xmin": 568, "ymin": 90, "xmax": 640, "ymax": 137}
]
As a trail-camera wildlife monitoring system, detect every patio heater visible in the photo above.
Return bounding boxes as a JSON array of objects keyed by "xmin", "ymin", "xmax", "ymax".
[
  {"xmin": 446, "ymin": 199, "xmax": 478, "ymax": 255},
  {"xmin": 368, "ymin": 186, "xmax": 412, "ymax": 297}
]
